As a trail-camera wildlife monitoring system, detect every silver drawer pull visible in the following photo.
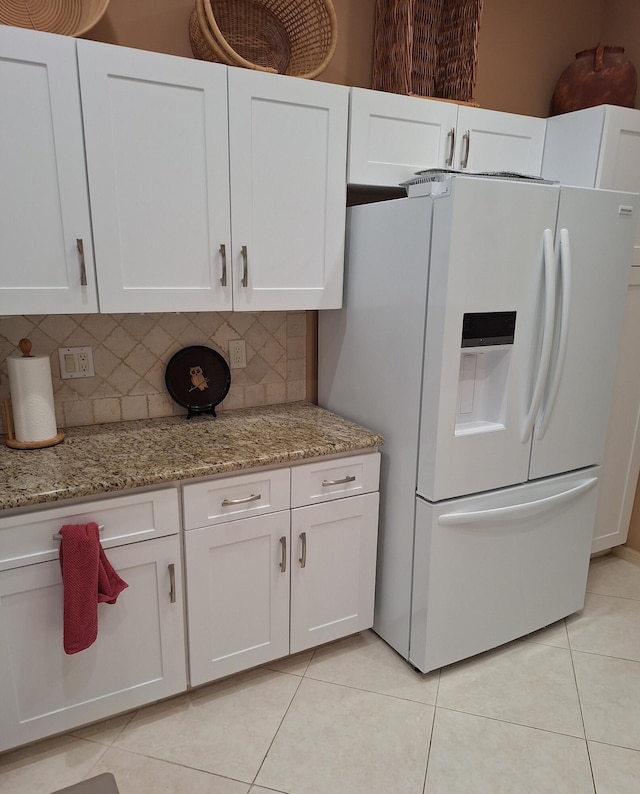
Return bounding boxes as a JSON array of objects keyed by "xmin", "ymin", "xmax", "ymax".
[
  {"xmin": 221, "ymin": 493, "xmax": 261, "ymax": 507},
  {"xmin": 219, "ymin": 243, "xmax": 227, "ymax": 287},
  {"xmin": 77, "ymin": 238, "xmax": 87, "ymax": 286},
  {"xmin": 53, "ymin": 524, "xmax": 105, "ymax": 541},
  {"xmin": 168, "ymin": 563, "xmax": 176, "ymax": 603},
  {"xmin": 299, "ymin": 532, "xmax": 307, "ymax": 568},
  {"xmin": 279, "ymin": 536, "xmax": 287, "ymax": 573},
  {"xmin": 321, "ymin": 475, "xmax": 356, "ymax": 487}
]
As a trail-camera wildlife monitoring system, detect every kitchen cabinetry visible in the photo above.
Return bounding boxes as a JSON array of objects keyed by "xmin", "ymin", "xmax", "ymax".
[
  {"xmin": 78, "ymin": 40, "xmax": 348, "ymax": 313},
  {"xmin": 347, "ymin": 87, "xmax": 547, "ymax": 187},
  {"xmin": 0, "ymin": 26, "xmax": 98, "ymax": 315},
  {"xmin": 0, "ymin": 488, "xmax": 186, "ymax": 753},
  {"xmin": 183, "ymin": 453, "xmax": 380, "ymax": 686},
  {"xmin": 542, "ymin": 105, "xmax": 640, "ymax": 552}
]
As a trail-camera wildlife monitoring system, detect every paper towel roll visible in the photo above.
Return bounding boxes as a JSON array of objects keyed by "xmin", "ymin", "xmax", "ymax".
[{"xmin": 7, "ymin": 355, "xmax": 58, "ymax": 443}]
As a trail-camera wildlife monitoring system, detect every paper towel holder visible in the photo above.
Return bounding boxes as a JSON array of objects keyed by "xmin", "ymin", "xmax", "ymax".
[{"xmin": 3, "ymin": 338, "xmax": 65, "ymax": 450}]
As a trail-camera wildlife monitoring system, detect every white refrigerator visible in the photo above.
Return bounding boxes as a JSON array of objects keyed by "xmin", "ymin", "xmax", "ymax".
[{"xmin": 318, "ymin": 174, "xmax": 638, "ymax": 673}]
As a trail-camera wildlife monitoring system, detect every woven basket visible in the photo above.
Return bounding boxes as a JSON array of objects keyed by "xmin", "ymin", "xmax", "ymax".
[
  {"xmin": 189, "ymin": 0, "xmax": 338, "ymax": 80},
  {"xmin": 0, "ymin": 0, "xmax": 110, "ymax": 37},
  {"xmin": 372, "ymin": 0, "xmax": 483, "ymax": 102}
]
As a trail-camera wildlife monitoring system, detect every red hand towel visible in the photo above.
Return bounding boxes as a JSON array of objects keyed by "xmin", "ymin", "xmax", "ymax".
[{"xmin": 58, "ymin": 522, "xmax": 128, "ymax": 655}]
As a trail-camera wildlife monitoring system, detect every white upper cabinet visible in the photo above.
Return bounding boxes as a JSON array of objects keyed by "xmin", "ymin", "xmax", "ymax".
[
  {"xmin": 78, "ymin": 44, "xmax": 348, "ymax": 313},
  {"xmin": 454, "ymin": 106, "xmax": 546, "ymax": 176},
  {"xmin": 347, "ymin": 87, "xmax": 546, "ymax": 187},
  {"xmin": 543, "ymin": 104, "xmax": 640, "ymax": 265},
  {"xmin": 77, "ymin": 41, "xmax": 232, "ymax": 314},
  {"xmin": 347, "ymin": 87, "xmax": 458, "ymax": 187},
  {"xmin": 228, "ymin": 69, "xmax": 348, "ymax": 310},
  {"xmin": 0, "ymin": 27, "xmax": 98, "ymax": 315}
]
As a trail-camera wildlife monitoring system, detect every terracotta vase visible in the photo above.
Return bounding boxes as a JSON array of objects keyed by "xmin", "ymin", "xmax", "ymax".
[{"xmin": 550, "ymin": 44, "xmax": 637, "ymax": 115}]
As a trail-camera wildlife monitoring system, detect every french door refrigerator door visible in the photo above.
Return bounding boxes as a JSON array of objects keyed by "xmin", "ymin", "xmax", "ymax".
[
  {"xmin": 416, "ymin": 177, "xmax": 561, "ymax": 502},
  {"xmin": 528, "ymin": 186, "xmax": 638, "ymax": 480},
  {"xmin": 409, "ymin": 468, "xmax": 599, "ymax": 674}
]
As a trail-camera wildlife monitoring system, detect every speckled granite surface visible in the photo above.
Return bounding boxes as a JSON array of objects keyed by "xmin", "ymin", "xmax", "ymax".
[{"xmin": 0, "ymin": 402, "xmax": 383, "ymax": 512}]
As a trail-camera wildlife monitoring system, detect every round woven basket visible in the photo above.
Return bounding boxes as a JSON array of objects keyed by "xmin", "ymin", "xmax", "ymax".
[
  {"xmin": 0, "ymin": 0, "xmax": 110, "ymax": 37},
  {"xmin": 189, "ymin": 0, "xmax": 337, "ymax": 80}
]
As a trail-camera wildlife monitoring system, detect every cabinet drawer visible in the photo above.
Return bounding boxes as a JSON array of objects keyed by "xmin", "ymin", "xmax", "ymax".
[
  {"xmin": 0, "ymin": 488, "xmax": 180, "ymax": 572},
  {"xmin": 183, "ymin": 468, "xmax": 290, "ymax": 529},
  {"xmin": 291, "ymin": 453, "xmax": 380, "ymax": 508}
]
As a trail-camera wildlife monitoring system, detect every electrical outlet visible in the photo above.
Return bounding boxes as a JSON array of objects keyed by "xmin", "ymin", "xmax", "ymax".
[
  {"xmin": 58, "ymin": 346, "xmax": 95, "ymax": 379},
  {"xmin": 228, "ymin": 339, "xmax": 247, "ymax": 369}
]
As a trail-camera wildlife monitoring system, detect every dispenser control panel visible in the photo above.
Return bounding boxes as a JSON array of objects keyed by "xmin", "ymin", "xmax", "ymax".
[{"xmin": 461, "ymin": 311, "xmax": 516, "ymax": 348}]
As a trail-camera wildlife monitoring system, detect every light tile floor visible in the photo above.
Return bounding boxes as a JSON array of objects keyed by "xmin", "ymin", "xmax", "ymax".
[{"xmin": 2, "ymin": 554, "xmax": 640, "ymax": 793}]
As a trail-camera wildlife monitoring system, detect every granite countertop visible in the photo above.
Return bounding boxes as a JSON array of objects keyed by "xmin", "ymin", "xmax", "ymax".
[{"xmin": 0, "ymin": 402, "xmax": 383, "ymax": 512}]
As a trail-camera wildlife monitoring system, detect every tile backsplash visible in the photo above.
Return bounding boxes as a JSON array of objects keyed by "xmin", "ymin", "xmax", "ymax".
[{"xmin": 0, "ymin": 311, "xmax": 307, "ymax": 430}]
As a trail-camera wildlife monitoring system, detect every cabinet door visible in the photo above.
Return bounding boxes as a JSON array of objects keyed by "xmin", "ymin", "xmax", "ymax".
[
  {"xmin": 228, "ymin": 69, "xmax": 348, "ymax": 310},
  {"xmin": 597, "ymin": 105, "xmax": 640, "ymax": 265},
  {"xmin": 455, "ymin": 106, "xmax": 546, "ymax": 176},
  {"xmin": 592, "ymin": 271, "xmax": 640, "ymax": 552},
  {"xmin": 77, "ymin": 40, "xmax": 232, "ymax": 313},
  {"xmin": 0, "ymin": 535, "xmax": 186, "ymax": 752},
  {"xmin": 0, "ymin": 27, "xmax": 98, "ymax": 315},
  {"xmin": 290, "ymin": 492, "xmax": 379, "ymax": 654},
  {"xmin": 184, "ymin": 511, "xmax": 290, "ymax": 686},
  {"xmin": 347, "ymin": 87, "xmax": 458, "ymax": 187}
]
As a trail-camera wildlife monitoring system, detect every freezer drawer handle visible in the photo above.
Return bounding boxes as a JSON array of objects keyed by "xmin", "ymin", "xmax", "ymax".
[
  {"xmin": 221, "ymin": 493, "xmax": 261, "ymax": 506},
  {"xmin": 437, "ymin": 477, "xmax": 598, "ymax": 527},
  {"xmin": 322, "ymin": 475, "xmax": 356, "ymax": 487}
]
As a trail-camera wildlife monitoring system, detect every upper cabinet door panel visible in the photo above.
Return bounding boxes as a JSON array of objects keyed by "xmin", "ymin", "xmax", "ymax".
[
  {"xmin": 0, "ymin": 28, "xmax": 98, "ymax": 315},
  {"xmin": 347, "ymin": 88, "xmax": 458, "ymax": 186},
  {"xmin": 597, "ymin": 105, "xmax": 640, "ymax": 265},
  {"xmin": 227, "ymin": 69, "xmax": 348, "ymax": 311},
  {"xmin": 77, "ymin": 41, "xmax": 232, "ymax": 313},
  {"xmin": 455, "ymin": 106, "xmax": 546, "ymax": 176}
]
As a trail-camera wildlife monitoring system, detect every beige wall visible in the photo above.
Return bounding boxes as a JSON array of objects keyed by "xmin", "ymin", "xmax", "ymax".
[{"xmin": 82, "ymin": 0, "xmax": 640, "ymax": 117}]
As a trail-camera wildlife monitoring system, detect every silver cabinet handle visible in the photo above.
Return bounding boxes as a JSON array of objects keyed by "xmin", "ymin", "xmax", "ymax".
[
  {"xmin": 76, "ymin": 238, "xmax": 87, "ymax": 286},
  {"xmin": 321, "ymin": 475, "xmax": 356, "ymax": 487},
  {"xmin": 241, "ymin": 245, "xmax": 248, "ymax": 287},
  {"xmin": 219, "ymin": 243, "xmax": 227, "ymax": 287},
  {"xmin": 53, "ymin": 523, "xmax": 104, "ymax": 541},
  {"xmin": 279, "ymin": 536, "xmax": 287, "ymax": 573},
  {"xmin": 221, "ymin": 493, "xmax": 261, "ymax": 507},
  {"xmin": 461, "ymin": 130, "xmax": 471, "ymax": 169},
  {"xmin": 299, "ymin": 532, "xmax": 307, "ymax": 568},
  {"xmin": 446, "ymin": 127, "xmax": 456, "ymax": 166},
  {"xmin": 168, "ymin": 563, "xmax": 176, "ymax": 603}
]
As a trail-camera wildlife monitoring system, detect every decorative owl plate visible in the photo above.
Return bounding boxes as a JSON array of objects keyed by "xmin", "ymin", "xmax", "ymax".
[{"xmin": 164, "ymin": 346, "xmax": 231, "ymax": 418}]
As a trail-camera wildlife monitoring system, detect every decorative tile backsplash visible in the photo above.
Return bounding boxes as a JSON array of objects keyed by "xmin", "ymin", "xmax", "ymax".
[{"xmin": 0, "ymin": 312, "xmax": 307, "ymax": 430}]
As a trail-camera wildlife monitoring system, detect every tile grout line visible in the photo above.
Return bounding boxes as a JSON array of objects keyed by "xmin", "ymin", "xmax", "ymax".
[
  {"xmin": 421, "ymin": 669, "xmax": 441, "ymax": 794},
  {"xmin": 566, "ymin": 617, "xmax": 597, "ymax": 793},
  {"xmin": 250, "ymin": 656, "xmax": 315, "ymax": 788}
]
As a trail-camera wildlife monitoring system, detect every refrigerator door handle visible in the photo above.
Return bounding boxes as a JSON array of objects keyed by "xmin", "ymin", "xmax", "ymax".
[
  {"xmin": 521, "ymin": 228, "xmax": 556, "ymax": 444},
  {"xmin": 437, "ymin": 476, "xmax": 598, "ymax": 526},
  {"xmin": 536, "ymin": 228, "xmax": 572, "ymax": 439}
]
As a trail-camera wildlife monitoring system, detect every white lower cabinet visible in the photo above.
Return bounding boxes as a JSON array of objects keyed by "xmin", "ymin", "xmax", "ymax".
[
  {"xmin": 0, "ymin": 532, "xmax": 186, "ymax": 752},
  {"xmin": 185, "ymin": 511, "xmax": 291, "ymax": 686},
  {"xmin": 183, "ymin": 453, "xmax": 380, "ymax": 686},
  {"xmin": 0, "ymin": 451, "xmax": 380, "ymax": 750},
  {"xmin": 290, "ymin": 493, "xmax": 380, "ymax": 653}
]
